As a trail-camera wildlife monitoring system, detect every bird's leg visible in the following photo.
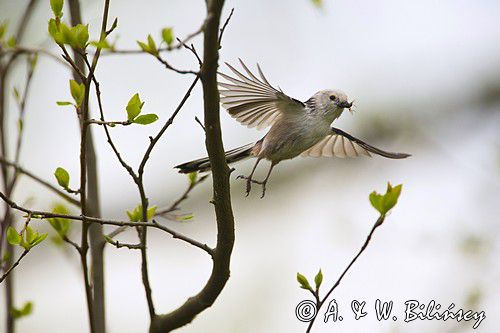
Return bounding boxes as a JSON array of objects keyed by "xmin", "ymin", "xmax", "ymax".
[
  {"xmin": 259, "ymin": 162, "xmax": 275, "ymax": 198},
  {"xmin": 237, "ymin": 158, "xmax": 261, "ymax": 196}
]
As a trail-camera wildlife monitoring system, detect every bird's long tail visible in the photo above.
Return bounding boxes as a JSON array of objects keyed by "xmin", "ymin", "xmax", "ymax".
[{"xmin": 175, "ymin": 143, "xmax": 255, "ymax": 174}]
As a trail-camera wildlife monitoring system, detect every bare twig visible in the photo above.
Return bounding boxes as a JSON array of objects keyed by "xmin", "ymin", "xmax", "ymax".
[
  {"xmin": 0, "ymin": 249, "xmax": 29, "ymax": 284},
  {"xmin": 0, "ymin": 158, "xmax": 81, "ymax": 208},
  {"xmin": 106, "ymin": 238, "xmax": 143, "ymax": 250},
  {"xmin": 305, "ymin": 215, "xmax": 386, "ymax": 333},
  {"xmin": 101, "ymin": 22, "xmax": 206, "ymax": 55},
  {"xmin": 154, "ymin": 54, "xmax": 199, "ymax": 75},
  {"xmin": 218, "ymin": 8, "xmax": 234, "ymax": 48},
  {"xmin": 156, "ymin": 175, "xmax": 209, "ymax": 216},
  {"xmin": 194, "ymin": 116, "xmax": 206, "ymax": 132}
]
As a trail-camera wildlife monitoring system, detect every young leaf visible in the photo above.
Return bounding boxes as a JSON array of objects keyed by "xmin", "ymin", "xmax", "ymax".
[
  {"xmin": 0, "ymin": 22, "xmax": 7, "ymax": 41},
  {"xmin": 56, "ymin": 101, "xmax": 73, "ymax": 106},
  {"xmin": 137, "ymin": 41, "xmax": 150, "ymax": 53},
  {"xmin": 314, "ymin": 269, "xmax": 323, "ymax": 290},
  {"xmin": 69, "ymin": 80, "xmax": 84, "ymax": 106},
  {"xmin": 48, "ymin": 204, "xmax": 71, "ymax": 236},
  {"xmin": 90, "ymin": 39, "xmax": 111, "ymax": 50},
  {"xmin": 7, "ymin": 36, "xmax": 16, "ymax": 48},
  {"xmin": 50, "ymin": 0, "xmax": 64, "ymax": 18},
  {"xmin": 369, "ymin": 183, "xmax": 403, "ymax": 215},
  {"xmin": 25, "ymin": 226, "xmax": 35, "ymax": 244},
  {"xmin": 133, "ymin": 114, "xmax": 158, "ymax": 125},
  {"xmin": 296, "ymin": 272, "xmax": 312, "ymax": 291},
  {"xmin": 188, "ymin": 172, "xmax": 198, "ymax": 185},
  {"xmin": 48, "ymin": 19, "xmax": 59, "ymax": 40},
  {"xmin": 7, "ymin": 227, "xmax": 21, "ymax": 246},
  {"xmin": 126, "ymin": 93, "xmax": 143, "ymax": 121},
  {"xmin": 103, "ymin": 235, "xmax": 114, "ymax": 244},
  {"xmin": 11, "ymin": 301, "xmax": 33, "ymax": 319},
  {"xmin": 54, "ymin": 167, "xmax": 70, "ymax": 189},
  {"xmin": 73, "ymin": 24, "xmax": 89, "ymax": 49},
  {"xmin": 147, "ymin": 34, "xmax": 158, "ymax": 55},
  {"xmin": 147, "ymin": 206, "xmax": 157, "ymax": 220},
  {"xmin": 161, "ymin": 27, "xmax": 174, "ymax": 46},
  {"xmin": 31, "ymin": 233, "xmax": 48, "ymax": 247}
]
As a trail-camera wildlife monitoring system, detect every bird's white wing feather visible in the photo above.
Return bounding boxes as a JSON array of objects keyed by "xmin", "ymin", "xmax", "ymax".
[
  {"xmin": 301, "ymin": 127, "xmax": 411, "ymax": 159},
  {"xmin": 219, "ymin": 59, "xmax": 305, "ymax": 130}
]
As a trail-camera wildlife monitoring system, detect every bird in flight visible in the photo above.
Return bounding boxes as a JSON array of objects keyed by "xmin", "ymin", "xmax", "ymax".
[{"xmin": 175, "ymin": 59, "xmax": 410, "ymax": 197}]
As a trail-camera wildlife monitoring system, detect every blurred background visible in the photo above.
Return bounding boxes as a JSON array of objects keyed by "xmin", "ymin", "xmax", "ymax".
[{"xmin": 1, "ymin": 0, "xmax": 499, "ymax": 332}]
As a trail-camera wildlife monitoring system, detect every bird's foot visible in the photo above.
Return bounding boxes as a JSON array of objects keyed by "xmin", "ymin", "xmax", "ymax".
[{"xmin": 236, "ymin": 175, "xmax": 268, "ymax": 198}]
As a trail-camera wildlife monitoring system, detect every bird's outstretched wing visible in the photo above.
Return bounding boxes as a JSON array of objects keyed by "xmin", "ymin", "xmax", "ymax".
[
  {"xmin": 301, "ymin": 127, "xmax": 411, "ymax": 159},
  {"xmin": 219, "ymin": 59, "xmax": 305, "ymax": 130}
]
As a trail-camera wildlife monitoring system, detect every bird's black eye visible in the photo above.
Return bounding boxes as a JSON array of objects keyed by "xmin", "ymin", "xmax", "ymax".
[{"xmin": 329, "ymin": 95, "xmax": 336, "ymax": 101}]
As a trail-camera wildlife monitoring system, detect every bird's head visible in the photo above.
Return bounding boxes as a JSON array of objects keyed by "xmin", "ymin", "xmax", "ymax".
[{"xmin": 312, "ymin": 90, "xmax": 354, "ymax": 117}]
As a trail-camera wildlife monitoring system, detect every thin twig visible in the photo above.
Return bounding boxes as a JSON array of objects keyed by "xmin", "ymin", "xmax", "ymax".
[
  {"xmin": 0, "ymin": 249, "xmax": 29, "ymax": 284},
  {"xmin": 156, "ymin": 175, "xmax": 209, "ymax": 216},
  {"xmin": 0, "ymin": 190, "xmax": 214, "ymax": 256},
  {"xmin": 305, "ymin": 215, "xmax": 386, "ymax": 333},
  {"xmin": 154, "ymin": 54, "xmax": 199, "ymax": 75},
  {"xmin": 218, "ymin": 8, "xmax": 234, "ymax": 48},
  {"xmin": 106, "ymin": 238, "xmax": 143, "ymax": 250},
  {"xmin": 0, "ymin": 157, "xmax": 80, "ymax": 206},
  {"xmin": 101, "ymin": 22, "xmax": 206, "ymax": 55},
  {"xmin": 194, "ymin": 116, "xmax": 206, "ymax": 132}
]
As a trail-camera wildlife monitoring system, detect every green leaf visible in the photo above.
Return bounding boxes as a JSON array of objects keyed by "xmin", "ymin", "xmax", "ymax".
[
  {"xmin": 90, "ymin": 39, "xmax": 111, "ymax": 49},
  {"xmin": 48, "ymin": 204, "xmax": 71, "ymax": 236},
  {"xmin": 369, "ymin": 182, "xmax": 403, "ymax": 215},
  {"xmin": 103, "ymin": 235, "xmax": 114, "ymax": 244},
  {"xmin": 137, "ymin": 41, "xmax": 150, "ymax": 53},
  {"xmin": 188, "ymin": 172, "xmax": 198, "ymax": 185},
  {"xmin": 161, "ymin": 27, "xmax": 174, "ymax": 46},
  {"xmin": 69, "ymin": 79, "xmax": 85, "ymax": 106},
  {"xmin": 311, "ymin": 0, "xmax": 323, "ymax": 8},
  {"xmin": 72, "ymin": 24, "xmax": 89, "ymax": 49},
  {"xmin": 31, "ymin": 233, "xmax": 48, "ymax": 247},
  {"xmin": 296, "ymin": 272, "xmax": 312, "ymax": 291},
  {"xmin": 7, "ymin": 227, "xmax": 21, "ymax": 246},
  {"xmin": 314, "ymin": 269, "xmax": 323, "ymax": 290},
  {"xmin": 60, "ymin": 22, "xmax": 75, "ymax": 45},
  {"xmin": 56, "ymin": 101, "xmax": 73, "ymax": 106},
  {"xmin": 54, "ymin": 167, "xmax": 70, "ymax": 189},
  {"xmin": 7, "ymin": 36, "xmax": 16, "ymax": 48},
  {"xmin": 147, "ymin": 206, "xmax": 157, "ymax": 220},
  {"xmin": 48, "ymin": 19, "xmax": 59, "ymax": 40},
  {"xmin": 25, "ymin": 226, "xmax": 35, "ymax": 244},
  {"xmin": 147, "ymin": 34, "xmax": 158, "ymax": 55},
  {"xmin": 133, "ymin": 114, "xmax": 158, "ymax": 125},
  {"xmin": 50, "ymin": 0, "xmax": 64, "ymax": 17},
  {"xmin": 11, "ymin": 301, "xmax": 33, "ymax": 319},
  {"xmin": 126, "ymin": 93, "xmax": 143, "ymax": 121},
  {"xmin": 0, "ymin": 22, "xmax": 7, "ymax": 41},
  {"xmin": 2, "ymin": 251, "xmax": 11, "ymax": 263}
]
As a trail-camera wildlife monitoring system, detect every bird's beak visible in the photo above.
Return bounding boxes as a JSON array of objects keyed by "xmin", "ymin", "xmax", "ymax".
[{"xmin": 339, "ymin": 101, "xmax": 353, "ymax": 110}]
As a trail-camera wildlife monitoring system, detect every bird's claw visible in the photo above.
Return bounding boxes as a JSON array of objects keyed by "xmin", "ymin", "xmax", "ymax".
[{"xmin": 237, "ymin": 175, "xmax": 267, "ymax": 198}]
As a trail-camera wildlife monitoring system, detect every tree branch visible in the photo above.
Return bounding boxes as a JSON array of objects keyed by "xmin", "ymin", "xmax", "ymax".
[
  {"xmin": 149, "ymin": 1, "xmax": 236, "ymax": 331},
  {"xmin": 305, "ymin": 215, "xmax": 386, "ymax": 332}
]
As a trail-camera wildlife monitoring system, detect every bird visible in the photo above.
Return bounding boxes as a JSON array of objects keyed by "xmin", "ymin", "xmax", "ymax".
[{"xmin": 175, "ymin": 59, "xmax": 410, "ymax": 197}]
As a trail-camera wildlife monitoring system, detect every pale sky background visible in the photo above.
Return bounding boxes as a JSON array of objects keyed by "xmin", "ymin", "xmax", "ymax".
[{"xmin": 1, "ymin": 0, "xmax": 499, "ymax": 332}]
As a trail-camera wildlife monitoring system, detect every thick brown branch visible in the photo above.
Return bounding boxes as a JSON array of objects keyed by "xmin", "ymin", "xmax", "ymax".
[{"xmin": 149, "ymin": 1, "xmax": 235, "ymax": 331}]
